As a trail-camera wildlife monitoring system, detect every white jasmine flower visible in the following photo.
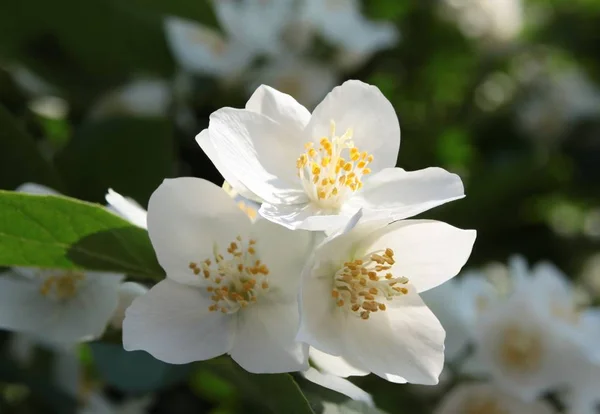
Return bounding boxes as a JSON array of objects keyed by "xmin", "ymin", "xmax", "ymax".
[
  {"xmin": 322, "ymin": 400, "xmax": 388, "ymax": 414},
  {"xmin": 300, "ymin": 0, "xmax": 399, "ymax": 66},
  {"xmin": 470, "ymin": 285, "xmax": 578, "ymax": 401},
  {"xmin": 164, "ymin": 16, "xmax": 255, "ymax": 79},
  {"xmin": 0, "ymin": 183, "xmax": 124, "ymax": 345},
  {"xmin": 105, "ymin": 189, "xmax": 148, "ymax": 229},
  {"xmin": 309, "ymin": 347, "xmax": 368, "ymax": 378},
  {"xmin": 297, "ymin": 216, "xmax": 476, "ymax": 384},
  {"xmin": 422, "ymin": 271, "xmax": 497, "ymax": 361},
  {"xmin": 199, "ymin": 80, "xmax": 465, "ymax": 232},
  {"xmin": 109, "ymin": 282, "xmax": 149, "ymax": 330},
  {"xmin": 435, "ymin": 382, "xmax": 556, "ymax": 414},
  {"xmin": 222, "ymin": 181, "xmax": 261, "ymax": 222},
  {"xmin": 123, "ymin": 178, "xmax": 311, "ymax": 372},
  {"xmin": 89, "ymin": 78, "xmax": 171, "ymax": 119},
  {"xmin": 248, "ymin": 56, "xmax": 338, "ymax": 108},
  {"xmin": 561, "ymin": 354, "xmax": 600, "ymax": 414}
]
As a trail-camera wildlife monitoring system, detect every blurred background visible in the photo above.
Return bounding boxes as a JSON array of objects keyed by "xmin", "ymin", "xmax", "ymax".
[{"xmin": 1, "ymin": 0, "xmax": 600, "ymax": 412}]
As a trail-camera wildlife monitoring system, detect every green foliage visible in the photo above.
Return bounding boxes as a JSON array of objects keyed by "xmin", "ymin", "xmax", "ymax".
[{"xmin": 0, "ymin": 190, "xmax": 163, "ymax": 280}]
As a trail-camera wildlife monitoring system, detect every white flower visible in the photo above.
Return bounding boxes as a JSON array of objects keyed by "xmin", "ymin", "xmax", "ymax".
[
  {"xmin": 248, "ymin": 56, "xmax": 338, "ymax": 108},
  {"xmin": 109, "ymin": 282, "xmax": 149, "ymax": 330},
  {"xmin": 105, "ymin": 189, "xmax": 148, "ymax": 229},
  {"xmin": 0, "ymin": 183, "xmax": 124, "ymax": 345},
  {"xmin": 89, "ymin": 78, "xmax": 171, "ymax": 119},
  {"xmin": 434, "ymin": 382, "xmax": 556, "ymax": 414},
  {"xmin": 561, "ymin": 354, "xmax": 600, "ymax": 414},
  {"xmin": 297, "ymin": 215, "xmax": 476, "ymax": 384},
  {"xmin": 123, "ymin": 178, "xmax": 311, "ymax": 372},
  {"xmin": 421, "ymin": 271, "xmax": 497, "ymax": 361},
  {"xmin": 199, "ymin": 80, "xmax": 465, "ymax": 232},
  {"xmin": 300, "ymin": 0, "xmax": 399, "ymax": 66},
  {"xmin": 322, "ymin": 400, "xmax": 387, "ymax": 414},
  {"xmin": 164, "ymin": 16, "xmax": 255, "ymax": 79}
]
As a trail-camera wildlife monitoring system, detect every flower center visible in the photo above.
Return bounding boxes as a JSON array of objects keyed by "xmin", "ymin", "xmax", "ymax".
[
  {"xmin": 296, "ymin": 120, "xmax": 373, "ymax": 210},
  {"xmin": 189, "ymin": 236, "xmax": 270, "ymax": 314},
  {"xmin": 39, "ymin": 271, "xmax": 85, "ymax": 301},
  {"xmin": 498, "ymin": 325, "xmax": 543, "ymax": 373},
  {"xmin": 332, "ymin": 248, "xmax": 409, "ymax": 320},
  {"xmin": 465, "ymin": 398, "xmax": 509, "ymax": 414}
]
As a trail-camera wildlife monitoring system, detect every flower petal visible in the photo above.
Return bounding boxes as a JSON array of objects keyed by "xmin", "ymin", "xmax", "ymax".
[
  {"xmin": 363, "ymin": 220, "xmax": 476, "ymax": 293},
  {"xmin": 105, "ymin": 189, "xmax": 147, "ymax": 229},
  {"xmin": 306, "ymin": 80, "xmax": 400, "ymax": 173},
  {"xmin": 0, "ymin": 272, "xmax": 122, "ymax": 345},
  {"xmin": 123, "ymin": 279, "xmax": 234, "ymax": 364},
  {"xmin": 208, "ymin": 108, "xmax": 307, "ymax": 204},
  {"xmin": 302, "ymin": 368, "xmax": 373, "ymax": 405},
  {"xmin": 196, "ymin": 129, "xmax": 261, "ymax": 202},
  {"xmin": 309, "ymin": 348, "xmax": 369, "ymax": 378},
  {"xmin": 259, "ymin": 201, "xmax": 352, "ymax": 231},
  {"xmin": 147, "ymin": 177, "xmax": 252, "ymax": 286},
  {"xmin": 110, "ymin": 281, "xmax": 149, "ymax": 330},
  {"xmin": 343, "ymin": 286, "xmax": 445, "ymax": 385},
  {"xmin": 346, "ymin": 167, "xmax": 464, "ymax": 221},
  {"xmin": 250, "ymin": 219, "xmax": 312, "ymax": 297},
  {"xmin": 245, "ymin": 85, "xmax": 311, "ymax": 131},
  {"xmin": 16, "ymin": 182, "xmax": 60, "ymax": 195},
  {"xmin": 230, "ymin": 301, "xmax": 308, "ymax": 373},
  {"xmin": 297, "ymin": 273, "xmax": 347, "ymax": 356}
]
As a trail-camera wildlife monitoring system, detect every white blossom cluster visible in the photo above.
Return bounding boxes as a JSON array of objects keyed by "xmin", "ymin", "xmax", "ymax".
[
  {"xmin": 425, "ymin": 257, "xmax": 600, "ymax": 414},
  {"xmin": 0, "ymin": 80, "xmax": 478, "ymax": 410}
]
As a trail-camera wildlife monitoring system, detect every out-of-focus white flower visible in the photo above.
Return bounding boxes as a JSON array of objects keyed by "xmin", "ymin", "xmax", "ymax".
[
  {"xmin": 199, "ymin": 80, "xmax": 465, "ymax": 232},
  {"xmin": 421, "ymin": 271, "xmax": 497, "ymax": 361},
  {"xmin": 0, "ymin": 184, "xmax": 124, "ymax": 345},
  {"xmin": 561, "ymin": 353, "xmax": 600, "ymax": 414},
  {"xmin": 249, "ymin": 56, "xmax": 338, "ymax": 109},
  {"xmin": 519, "ymin": 69, "xmax": 600, "ymax": 141},
  {"xmin": 322, "ymin": 400, "xmax": 387, "ymax": 414},
  {"xmin": 442, "ymin": 0, "xmax": 524, "ymax": 44},
  {"xmin": 105, "ymin": 189, "xmax": 148, "ymax": 229},
  {"xmin": 6, "ymin": 64, "xmax": 58, "ymax": 96},
  {"xmin": 300, "ymin": 0, "xmax": 399, "ymax": 67},
  {"xmin": 297, "ymin": 213, "xmax": 476, "ymax": 384},
  {"xmin": 164, "ymin": 16, "xmax": 255, "ymax": 79},
  {"xmin": 80, "ymin": 393, "xmax": 153, "ymax": 414},
  {"xmin": 123, "ymin": 178, "xmax": 311, "ymax": 372},
  {"xmin": 435, "ymin": 382, "xmax": 556, "ymax": 414},
  {"xmin": 109, "ymin": 282, "xmax": 148, "ymax": 330},
  {"xmin": 89, "ymin": 78, "xmax": 171, "ymax": 119}
]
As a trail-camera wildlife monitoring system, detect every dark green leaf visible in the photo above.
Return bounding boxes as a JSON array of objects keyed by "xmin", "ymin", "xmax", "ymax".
[
  {"xmin": 0, "ymin": 190, "xmax": 164, "ymax": 279},
  {"xmin": 90, "ymin": 343, "xmax": 191, "ymax": 393},
  {"xmin": 200, "ymin": 357, "xmax": 316, "ymax": 414},
  {"xmin": 55, "ymin": 117, "xmax": 174, "ymax": 205},
  {"xmin": 0, "ymin": 104, "xmax": 65, "ymax": 191}
]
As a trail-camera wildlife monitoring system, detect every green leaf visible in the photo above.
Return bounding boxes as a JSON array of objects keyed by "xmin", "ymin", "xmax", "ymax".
[
  {"xmin": 200, "ymin": 358, "xmax": 316, "ymax": 414},
  {"xmin": 90, "ymin": 343, "xmax": 192, "ymax": 393},
  {"xmin": 0, "ymin": 190, "xmax": 164, "ymax": 280},
  {"xmin": 55, "ymin": 117, "xmax": 174, "ymax": 205},
  {"xmin": 0, "ymin": 104, "xmax": 65, "ymax": 191}
]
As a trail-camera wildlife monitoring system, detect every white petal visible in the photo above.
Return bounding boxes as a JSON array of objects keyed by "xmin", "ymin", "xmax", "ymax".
[
  {"xmin": 343, "ymin": 286, "xmax": 445, "ymax": 385},
  {"xmin": 579, "ymin": 308, "xmax": 600, "ymax": 362},
  {"xmin": 346, "ymin": 167, "xmax": 465, "ymax": 221},
  {"xmin": 123, "ymin": 279, "xmax": 234, "ymax": 364},
  {"xmin": 230, "ymin": 301, "xmax": 308, "ymax": 373},
  {"xmin": 196, "ymin": 129, "xmax": 261, "ymax": 203},
  {"xmin": 249, "ymin": 219, "xmax": 312, "ymax": 297},
  {"xmin": 306, "ymin": 80, "xmax": 400, "ymax": 173},
  {"xmin": 259, "ymin": 201, "xmax": 352, "ymax": 232},
  {"xmin": 147, "ymin": 177, "xmax": 252, "ymax": 286},
  {"xmin": 0, "ymin": 272, "xmax": 122, "ymax": 345},
  {"xmin": 302, "ymin": 368, "xmax": 373, "ymax": 405},
  {"xmin": 297, "ymin": 273, "xmax": 347, "ymax": 356},
  {"xmin": 110, "ymin": 282, "xmax": 148, "ymax": 330},
  {"xmin": 363, "ymin": 220, "xmax": 476, "ymax": 293},
  {"xmin": 309, "ymin": 348, "xmax": 368, "ymax": 378},
  {"xmin": 208, "ymin": 108, "xmax": 307, "ymax": 204},
  {"xmin": 245, "ymin": 84, "xmax": 311, "ymax": 131},
  {"xmin": 16, "ymin": 182, "xmax": 60, "ymax": 195},
  {"xmin": 105, "ymin": 189, "xmax": 147, "ymax": 229}
]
